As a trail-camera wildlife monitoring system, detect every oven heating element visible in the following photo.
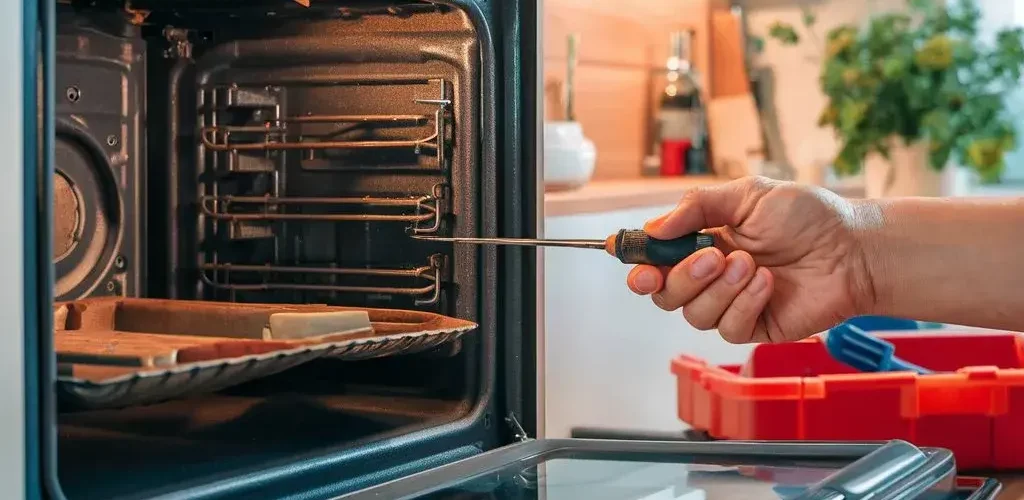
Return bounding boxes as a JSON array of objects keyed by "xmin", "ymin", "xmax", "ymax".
[{"xmin": 195, "ymin": 77, "xmax": 454, "ymax": 307}]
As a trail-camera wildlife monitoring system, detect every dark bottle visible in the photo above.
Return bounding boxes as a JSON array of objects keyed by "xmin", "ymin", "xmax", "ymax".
[{"xmin": 646, "ymin": 31, "xmax": 703, "ymax": 177}]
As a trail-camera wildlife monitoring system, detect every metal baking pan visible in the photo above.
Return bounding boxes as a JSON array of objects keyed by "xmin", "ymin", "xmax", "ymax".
[{"xmin": 55, "ymin": 298, "xmax": 477, "ymax": 410}]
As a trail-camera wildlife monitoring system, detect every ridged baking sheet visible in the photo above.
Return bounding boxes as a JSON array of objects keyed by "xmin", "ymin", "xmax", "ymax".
[{"xmin": 55, "ymin": 298, "xmax": 477, "ymax": 411}]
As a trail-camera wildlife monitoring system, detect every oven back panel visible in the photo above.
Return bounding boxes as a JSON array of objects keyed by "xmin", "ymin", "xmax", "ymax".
[
  {"xmin": 54, "ymin": 13, "xmax": 145, "ymax": 302},
  {"xmin": 163, "ymin": 9, "xmax": 481, "ymax": 323}
]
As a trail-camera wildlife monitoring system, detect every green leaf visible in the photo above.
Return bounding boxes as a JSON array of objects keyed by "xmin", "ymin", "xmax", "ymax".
[
  {"xmin": 801, "ymin": 7, "xmax": 816, "ymax": 27},
  {"xmin": 991, "ymin": 28, "xmax": 1024, "ymax": 80},
  {"xmin": 833, "ymin": 142, "xmax": 866, "ymax": 176},
  {"xmin": 928, "ymin": 145, "xmax": 952, "ymax": 170},
  {"xmin": 838, "ymin": 100, "xmax": 870, "ymax": 133},
  {"xmin": 748, "ymin": 36, "xmax": 765, "ymax": 54},
  {"xmin": 907, "ymin": 0, "xmax": 933, "ymax": 11},
  {"xmin": 768, "ymin": 22, "xmax": 800, "ymax": 45},
  {"xmin": 881, "ymin": 57, "xmax": 906, "ymax": 79}
]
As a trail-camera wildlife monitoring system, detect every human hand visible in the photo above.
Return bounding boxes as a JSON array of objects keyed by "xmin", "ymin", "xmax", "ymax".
[{"xmin": 626, "ymin": 177, "xmax": 877, "ymax": 343}]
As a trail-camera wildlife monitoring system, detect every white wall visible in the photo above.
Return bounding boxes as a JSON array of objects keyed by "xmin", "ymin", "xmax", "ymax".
[{"xmin": 543, "ymin": 206, "xmax": 753, "ymax": 438}]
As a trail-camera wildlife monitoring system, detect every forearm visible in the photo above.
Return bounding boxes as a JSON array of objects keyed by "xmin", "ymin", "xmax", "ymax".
[{"xmin": 856, "ymin": 196, "xmax": 1024, "ymax": 330}]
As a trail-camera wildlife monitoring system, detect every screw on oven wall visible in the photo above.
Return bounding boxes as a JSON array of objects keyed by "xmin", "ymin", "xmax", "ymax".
[
  {"xmin": 114, "ymin": 255, "xmax": 126, "ymax": 270},
  {"xmin": 105, "ymin": 281, "xmax": 116, "ymax": 292},
  {"xmin": 106, "ymin": 135, "xmax": 119, "ymax": 147},
  {"xmin": 65, "ymin": 86, "xmax": 80, "ymax": 103}
]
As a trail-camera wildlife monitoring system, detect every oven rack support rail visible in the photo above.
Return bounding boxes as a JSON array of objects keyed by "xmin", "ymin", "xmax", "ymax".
[
  {"xmin": 201, "ymin": 182, "xmax": 447, "ymax": 235},
  {"xmin": 199, "ymin": 253, "xmax": 445, "ymax": 306},
  {"xmin": 199, "ymin": 78, "xmax": 451, "ymax": 170}
]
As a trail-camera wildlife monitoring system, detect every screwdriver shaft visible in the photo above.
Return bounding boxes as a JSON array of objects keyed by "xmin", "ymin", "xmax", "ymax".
[
  {"xmin": 412, "ymin": 230, "xmax": 713, "ymax": 266},
  {"xmin": 410, "ymin": 235, "xmax": 606, "ymax": 250}
]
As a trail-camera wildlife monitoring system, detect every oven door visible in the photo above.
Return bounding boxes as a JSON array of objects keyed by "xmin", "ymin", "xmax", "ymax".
[{"xmin": 335, "ymin": 439, "xmax": 1000, "ymax": 500}]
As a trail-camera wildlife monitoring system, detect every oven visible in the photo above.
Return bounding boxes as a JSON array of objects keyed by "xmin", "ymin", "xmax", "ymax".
[
  {"xmin": 21, "ymin": 0, "xmax": 540, "ymax": 498},
  {"xmin": 3, "ymin": 0, "xmax": 1008, "ymax": 498}
]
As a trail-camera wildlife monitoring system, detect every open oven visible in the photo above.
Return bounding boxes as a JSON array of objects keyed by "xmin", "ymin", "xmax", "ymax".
[
  {"xmin": 27, "ymin": 0, "xmax": 540, "ymax": 498},
  {"xmin": 4, "ymin": 0, "xmax": 1008, "ymax": 498}
]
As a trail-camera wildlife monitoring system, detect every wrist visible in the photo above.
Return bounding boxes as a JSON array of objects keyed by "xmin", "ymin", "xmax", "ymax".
[{"xmin": 848, "ymin": 199, "xmax": 894, "ymax": 317}]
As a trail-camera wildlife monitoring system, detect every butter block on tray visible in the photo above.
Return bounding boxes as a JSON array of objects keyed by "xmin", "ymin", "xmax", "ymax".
[{"xmin": 263, "ymin": 310, "xmax": 373, "ymax": 341}]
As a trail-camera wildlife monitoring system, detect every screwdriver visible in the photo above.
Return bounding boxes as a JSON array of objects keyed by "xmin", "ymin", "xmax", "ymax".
[{"xmin": 411, "ymin": 229, "xmax": 714, "ymax": 266}]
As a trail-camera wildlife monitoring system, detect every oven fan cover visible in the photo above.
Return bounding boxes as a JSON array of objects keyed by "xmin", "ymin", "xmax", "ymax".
[{"xmin": 53, "ymin": 120, "xmax": 124, "ymax": 301}]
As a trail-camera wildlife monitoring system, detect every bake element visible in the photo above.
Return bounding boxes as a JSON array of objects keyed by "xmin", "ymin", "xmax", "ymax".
[{"xmin": 262, "ymin": 310, "xmax": 373, "ymax": 341}]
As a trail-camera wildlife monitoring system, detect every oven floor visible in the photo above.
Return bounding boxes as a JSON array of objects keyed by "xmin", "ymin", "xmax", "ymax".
[{"xmin": 57, "ymin": 391, "xmax": 468, "ymax": 499}]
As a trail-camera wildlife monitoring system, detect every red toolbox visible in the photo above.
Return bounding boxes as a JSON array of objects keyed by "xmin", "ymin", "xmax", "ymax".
[{"xmin": 671, "ymin": 331, "xmax": 1024, "ymax": 470}]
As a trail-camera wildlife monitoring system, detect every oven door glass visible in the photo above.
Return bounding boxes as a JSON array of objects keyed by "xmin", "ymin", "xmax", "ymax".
[{"xmin": 337, "ymin": 439, "xmax": 999, "ymax": 500}]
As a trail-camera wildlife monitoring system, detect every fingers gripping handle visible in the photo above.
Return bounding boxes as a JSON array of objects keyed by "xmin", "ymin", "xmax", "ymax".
[{"xmin": 612, "ymin": 229, "xmax": 714, "ymax": 266}]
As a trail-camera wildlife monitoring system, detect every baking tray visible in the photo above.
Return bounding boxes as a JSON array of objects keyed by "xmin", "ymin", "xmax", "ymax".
[{"xmin": 55, "ymin": 298, "xmax": 477, "ymax": 410}]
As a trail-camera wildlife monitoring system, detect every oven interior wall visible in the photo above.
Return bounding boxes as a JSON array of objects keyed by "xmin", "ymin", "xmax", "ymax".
[{"xmin": 52, "ymin": 3, "xmax": 496, "ymax": 499}]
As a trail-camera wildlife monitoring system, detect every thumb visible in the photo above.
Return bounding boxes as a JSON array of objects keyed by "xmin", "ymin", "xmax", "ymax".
[{"xmin": 644, "ymin": 177, "xmax": 772, "ymax": 239}]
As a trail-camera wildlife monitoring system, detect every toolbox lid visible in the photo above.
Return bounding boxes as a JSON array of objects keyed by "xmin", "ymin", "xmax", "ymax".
[{"xmin": 338, "ymin": 438, "xmax": 998, "ymax": 500}]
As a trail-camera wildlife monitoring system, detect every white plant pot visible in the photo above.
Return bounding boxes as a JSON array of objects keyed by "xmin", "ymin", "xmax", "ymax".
[{"xmin": 863, "ymin": 140, "xmax": 961, "ymax": 198}]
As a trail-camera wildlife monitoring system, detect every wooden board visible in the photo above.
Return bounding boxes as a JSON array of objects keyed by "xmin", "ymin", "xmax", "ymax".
[
  {"xmin": 709, "ymin": 9, "xmax": 751, "ymax": 99},
  {"xmin": 707, "ymin": 93, "xmax": 764, "ymax": 178}
]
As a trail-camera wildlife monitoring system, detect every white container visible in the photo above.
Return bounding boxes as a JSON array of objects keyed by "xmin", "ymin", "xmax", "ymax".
[
  {"xmin": 544, "ymin": 121, "xmax": 596, "ymax": 192},
  {"xmin": 862, "ymin": 140, "xmax": 971, "ymax": 198}
]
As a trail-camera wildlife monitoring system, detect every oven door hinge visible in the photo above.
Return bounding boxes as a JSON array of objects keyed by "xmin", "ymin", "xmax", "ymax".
[{"xmin": 506, "ymin": 413, "xmax": 532, "ymax": 443}]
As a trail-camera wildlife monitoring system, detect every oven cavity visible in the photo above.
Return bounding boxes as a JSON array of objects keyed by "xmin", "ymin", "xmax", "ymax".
[
  {"xmin": 195, "ymin": 79, "xmax": 453, "ymax": 307},
  {"xmin": 160, "ymin": 7, "xmax": 481, "ymax": 316}
]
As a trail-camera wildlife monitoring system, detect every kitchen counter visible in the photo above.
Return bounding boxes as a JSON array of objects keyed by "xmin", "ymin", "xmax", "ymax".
[
  {"xmin": 544, "ymin": 176, "xmax": 865, "ymax": 217},
  {"xmin": 544, "ymin": 176, "xmax": 724, "ymax": 217}
]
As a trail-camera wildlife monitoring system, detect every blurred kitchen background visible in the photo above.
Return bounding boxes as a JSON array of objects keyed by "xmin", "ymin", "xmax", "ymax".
[{"xmin": 541, "ymin": 0, "xmax": 1024, "ymax": 438}]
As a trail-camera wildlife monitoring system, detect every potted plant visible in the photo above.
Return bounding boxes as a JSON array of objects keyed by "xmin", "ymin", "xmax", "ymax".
[{"xmin": 761, "ymin": 0, "xmax": 1024, "ymax": 197}]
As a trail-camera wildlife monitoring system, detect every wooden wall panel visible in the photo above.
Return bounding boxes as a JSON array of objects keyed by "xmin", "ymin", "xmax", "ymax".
[
  {"xmin": 543, "ymin": 0, "xmax": 711, "ymax": 179},
  {"xmin": 546, "ymin": 62, "xmax": 648, "ymax": 179}
]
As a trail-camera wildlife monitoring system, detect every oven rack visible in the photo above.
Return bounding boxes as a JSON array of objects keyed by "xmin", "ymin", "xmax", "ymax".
[
  {"xmin": 199, "ymin": 254, "xmax": 444, "ymax": 306},
  {"xmin": 200, "ymin": 183, "xmax": 445, "ymax": 234},
  {"xmin": 199, "ymin": 79, "xmax": 451, "ymax": 170}
]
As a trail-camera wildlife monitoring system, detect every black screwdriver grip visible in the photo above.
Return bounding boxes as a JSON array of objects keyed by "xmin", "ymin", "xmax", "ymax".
[{"xmin": 613, "ymin": 229, "xmax": 714, "ymax": 266}]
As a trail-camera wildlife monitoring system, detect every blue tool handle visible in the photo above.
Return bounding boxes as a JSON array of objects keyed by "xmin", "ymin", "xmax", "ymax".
[
  {"xmin": 825, "ymin": 323, "xmax": 933, "ymax": 375},
  {"xmin": 885, "ymin": 356, "xmax": 932, "ymax": 374}
]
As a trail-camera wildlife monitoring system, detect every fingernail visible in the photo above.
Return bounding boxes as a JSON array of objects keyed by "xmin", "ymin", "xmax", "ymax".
[
  {"xmin": 689, "ymin": 251, "xmax": 720, "ymax": 279},
  {"xmin": 632, "ymin": 269, "xmax": 658, "ymax": 294},
  {"xmin": 724, "ymin": 256, "xmax": 750, "ymax": 284},
  {"xmin": 747, "ymin": 269, "xmax": 768, "ymax": 293},
  {"xmin": 644, "ymin": 214, "xmax": 668, "ymax": 232}
]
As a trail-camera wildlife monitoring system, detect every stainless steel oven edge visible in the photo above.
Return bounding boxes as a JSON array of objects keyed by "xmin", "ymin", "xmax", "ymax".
[
  {"xmin": 534, "ymin": 0, "xmax": 546, "ymax": 441},
  {"xmin": 334, "ymin": 439, "xmax": 998, "ymax": 500},
  {"xmin": 4, "ymin": 0, "xmax": 32, "ymax": 497}
]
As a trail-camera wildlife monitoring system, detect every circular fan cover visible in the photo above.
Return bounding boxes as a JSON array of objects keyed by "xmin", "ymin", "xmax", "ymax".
[{"xmin": 53, "ymin": 135, "xmax": 122, "ymax": 301}]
